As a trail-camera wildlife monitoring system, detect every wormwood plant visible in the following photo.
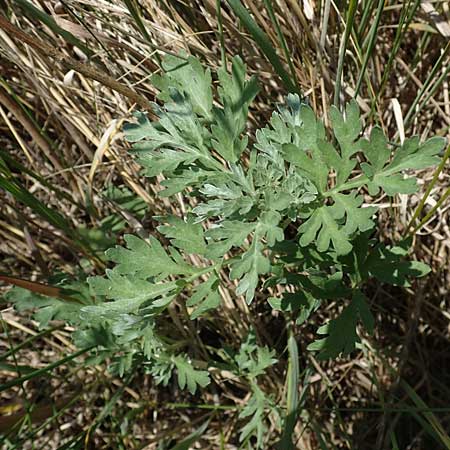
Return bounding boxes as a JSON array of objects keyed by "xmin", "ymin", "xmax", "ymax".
[{"xmin": 5, "ymin": 54, "xmax": 446, "ymax": 446}]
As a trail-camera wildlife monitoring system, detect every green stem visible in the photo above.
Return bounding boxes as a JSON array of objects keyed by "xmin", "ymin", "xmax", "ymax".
[
  {"xmin": 186, "ymin": 264, "xmax": 222, "ymax": 283},
  {"xmin": 168, "ymin": 402, "xmax": 238, "ymax": 410},
  {"xmin": 226, "ymin": 0, "xmax": 299, "ymax": 94},
  {"xmin": 406, "ymin": 143, "xmax": 450, "ymax": 234},
  {"xmin": 0, "ymin": 347, "xmax": 93, "ymax": 393},
  {"xmin": 334, "ymin": 0, "xmax": 358, "ymax": 107},
  {"xmin": 403, "ymin": 42, "xmax": 450, "ymax": 128},
  {"xmin": 354, "ymin": 0, "xmax": 385, "ymax": 98},
  {"xmin": 216, "ymin": 0, "xmax": 226, "ymax": 67},
  {"xmin": 277, "ymin": 323, "xmax": 299, "ymax": 450},
  {"xmin": 326, "ymin": 174, "xmax": 370, "ymax": 196},
  {"xmin": 263, "ymin": 0, "xmax": 300, "ymax": 95},
  {"xmin": 0, "ymin": 325, "xmax": 64, "ymax": 361},
  {"xmin": 412, "ymin": 185, "xmax": 450, "ymax": 234}
]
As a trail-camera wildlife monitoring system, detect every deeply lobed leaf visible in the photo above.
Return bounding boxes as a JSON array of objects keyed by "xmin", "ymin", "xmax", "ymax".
[{"xmin": 7, "ymin": 54, "xmax": 443, "ymax": 407}]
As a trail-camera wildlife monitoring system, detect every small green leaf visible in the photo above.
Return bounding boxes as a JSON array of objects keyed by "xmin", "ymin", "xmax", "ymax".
[
  {"xmin": 299, "ymin": 203, "xmax": 352, "ymax": 255},
  {"xmin": 294, "ymin": 105, "xmax": 326, "ymax": 152},
  {"xmin": 283, "ymin": 143, "xmax": 328, "ymax": 193},
  {"xmin": 366, "ymin": 247, "xmax": 431, "ymax": 286},
  {"xmin": 205, "ymin": 220, "xmax": 255, "ymax": 259},
  {"xmin": 230, "ymin": 211, "xmax": 284, "ymax": 303},
  {"xmin": 332, "ymin": 193, "xmax": 376, "ymax": 234},
  {"xmin": 298, "ymin": 193, "xmax": 375, "ymax": 255},
  {"xmin": 128, "ymin": 94, "xmax": 213, "ymax": 176},
  {"xmin": 360, "ymin": 127, "xmax": 390, "ymax": 173},
  {"xmin": 238, "ymin": 384, "xmax": 274, "ymax": 448},
  {"xmin": 269, "ymin": 291, "xmax": 321, "ymax": 325},
  {"xmin": 329, "ymin": 100, "xmax": 361, "ymax": 159},
  {"xmin": 211, "ymin": 56, "xmax": 259, "ymax": 162},
  {"xmin": 361, "ymin": 128, "xmax": 446, "ymax": 196},
  {"xmin": 5, "ymin": 286, "xmax": 83, "ymax": 328},
  {"xmin": 231, "ymin": 239, "xmax": 270, "ymax": 303},
  {"xmin": 86, "ymin": 271, "xmax": 178, "ymax": 320},
  {"xmin": 308, "ymin": 291, "xmax": 374, "ymax": 359},
  {"xmin": 172, "ymin": 355, "xmax": 210, "ymax": 394},
  {"xmin": 157, "ymin": 215, "xmax": 207, "ymax": 255},
  {"xmin": 235, "ymin": 331, "xmax": 277, "ymax": 377},
  {"xmin": 152, "ymin": 54, "xmax": 213, "ymax": 120},
  {"xmin": 187, "ymin": 274, "xmax": 221, "ymax": 319},
  {"xmin": 106, "ymin": 235, "xmax": 194, "ymax": 279}
]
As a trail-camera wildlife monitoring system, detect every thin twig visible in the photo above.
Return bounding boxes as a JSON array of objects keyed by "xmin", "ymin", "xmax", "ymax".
[{"xmin": 0, "ymin": 15, "xmax": 152, "ymax": 111}]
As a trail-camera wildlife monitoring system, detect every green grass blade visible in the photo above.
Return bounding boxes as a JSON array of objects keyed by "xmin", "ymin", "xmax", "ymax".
[
  {"xmin": 354, "ymin": 0, "xmax": 385, "ymax": 97},
  {"xmin": 0, "ymin": 155, "xmax": 101, "ymax": 260},
  {"xmin": 226, "ymin": 0, "xmax": 299, "ymax": 94},
  {"xmin": 0, "ymin": 150, "xmax": 83, "ymax": 209},
  {"xmin": 277, "ymin": 332, "xmax": 299, "ymax": 449},
  {"xmin": 357, "ymin": 0, "xmax": 376, "ymax": 39},
  {"xmin": 404, "ymin": 42, "xmax": 450, "ymax": 128},
  {"xmin": 334, "ymin": 0, "xmax": 359, "ymax": 106},
  {"xmin": 0, "ymin": 77, "xmax": 53, "ymax": 148},
  {"xmin": 262, "ymin": 0, "xmax": 300, "ymax": 93},
  {"xmin": 412, "ymin": 185, "xmax": 450, "ymax": 234},
  {"xmin": 0, "ymin": 347, "xmax": 93, "ymax": 393},
  {"xmin": 216, "ymin": 0, "xmax": 226, "ymax": 67},
  {"xmin": 0, "ymin": 168, "xmax": 72, "ymax": 233},
  {"xmin": 406, "ymin": 143, "xmax": 450, "ymax": 233},
  {"xmin": 311, "ymin": 421, "xmax": 335, "ymax": 450},
  {"xmin": 389, "ymin": 430, "xmax": 400, "ymax": 450},
  {"xmin": 371, "ymin": 0, "xmax": 420, "ymax": 111},
  {"xmin": 123, "ymin": 0, "xmax": 161, "ymax": 65},
  {"xmin": 320, "ymin": 0, "xmax": 331, "ymax": 49},
  {"xmin": 0, "ymin": 362, "xmax": 35, "ymax": 375},
  {"xmin": 365, "ymin": 0, "xmax": 419, "ymax": 123},
  {"xmin": 14, "ymin": 0, "xmax": 94, "ymax": 59},
  {"xmin": 123, "ymin": 0, "xmax": 151, "ymax": 42},
  {"xmin": 79, "ymin": 373, "xmax": 135, "ymax": 448},
  {"xmin": 406, "ymin": 67, "xmax": 450, "ymax": 130},
  {"xmin": 401, "ymin": 380, "xmax": 450, "ymax": 449},
  {"xmin": 170, "ymin": 419, "xmax": 210, "ymax": 450},
  {"xmin": 0, "ymin": 326, "xmax": 63, "ymax": 362},
  {"xmin": 8, "ymin": 393, "xmax": 81, "ymax": 447}
]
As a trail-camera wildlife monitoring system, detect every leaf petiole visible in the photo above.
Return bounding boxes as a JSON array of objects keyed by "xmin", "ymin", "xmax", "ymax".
[{"xmin": 326, "ymin": 174, "xmax": 370, "ymax": 196}]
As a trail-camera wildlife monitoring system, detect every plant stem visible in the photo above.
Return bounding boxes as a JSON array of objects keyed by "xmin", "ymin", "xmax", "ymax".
[
  {"xmin": 0, "ymin": 347, "xmax": 93, "ymax": 393},
  {"xmin": 406, "ymin": 143, "xmax": 450, "ymax": 234},
  {"xmin": 354, "ymin": 0, "xmax": 385, "ymax": 98},
  {"xmin": 0, "ymin": 16, "xmax": 153, "ymax": 111},
  {"xmin": 263, "ymin": 0, "xmax": 300, "ymax": 94},
  {"xmin": 226, "ymin": 0, "xmax": 299, "ymax": 94},
  {"xmin": 216, "ymin": 0, "xmax": 226, "ymax": 67},
  {"xmin": 277, "ymin": 322, "xmax": 299, "ymax": 449},
  {"xmin": 334, "ymin": 0, "xmax": 358, "ymax": 107},
  {"xmin": 411, "ymin": 185, "xmax": 450, "ymax": 235},
  {"xmin": 326, "ymin": 174, "xmax": 370, "ymax": 196}
]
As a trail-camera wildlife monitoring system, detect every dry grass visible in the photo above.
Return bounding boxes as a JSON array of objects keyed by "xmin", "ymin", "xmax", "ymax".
[{"xmin": 1, "ymin": 0, "xmax": 450, "ymax": 448}]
